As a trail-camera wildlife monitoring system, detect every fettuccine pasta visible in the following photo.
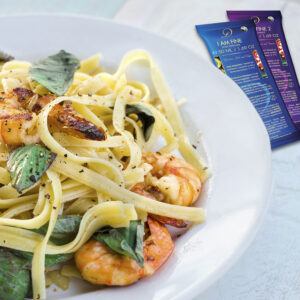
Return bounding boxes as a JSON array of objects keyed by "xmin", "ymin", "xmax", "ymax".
[{"xmin": 0, "ymin": 49, "xmax": 209, "ymax": 300}]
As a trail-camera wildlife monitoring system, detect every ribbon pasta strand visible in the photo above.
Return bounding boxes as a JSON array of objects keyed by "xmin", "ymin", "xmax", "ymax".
[{"xmin": 0, "ymin": 49, "xmax": 209, "ymax": 300}]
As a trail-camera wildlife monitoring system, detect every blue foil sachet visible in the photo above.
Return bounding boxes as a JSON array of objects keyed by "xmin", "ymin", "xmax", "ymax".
[
  {"xmin": 196, "ymin": 19, "xmax": 300, "ymax": 149},
  {"xmin": 227, "ymin": 11, "xmax": 300, "ymax": 130}
]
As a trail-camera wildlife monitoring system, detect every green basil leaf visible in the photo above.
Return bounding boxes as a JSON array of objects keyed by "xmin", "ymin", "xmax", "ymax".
[
  {"xmin": 29, "ymin": 50, "xmax": 80, "ymax": 96},
  {"xmin": 7, "ymin": 144, "xmax": 56, "ymax": 193},
  {"xmin": 11, "ymin": 249, "xmax": 72, "ymax": 268},
  {"xmin": 94, "ymin": 220, "xmax": 144, "ymax": 267},
  {"xmin": 0, "ymin": 248, "xmax": 30, "ymax": 300},
  {"xmin": 45, "ymin": 253, "xmax": 72, "ymax": 267},
  {"xmin": 126, "ymin": 104, "xmax": 155, "ymax": 141},
  {"xmin": 1, "ymin": 248, "xmax": 71, "ymax": 300},
  {"xmin": 0, "ymin": 51, "xmax": 14, "ymax": 63},
  {"xmin": 31, "ymin": 215, "xmax": 82, "ymax": 245}
]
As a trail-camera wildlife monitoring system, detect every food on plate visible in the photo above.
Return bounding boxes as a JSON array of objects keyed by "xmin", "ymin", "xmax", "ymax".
[
  {"xmin": 75, "ymin": 216, "xmax": 174, "ymax": 286},
  {"xmin": 0, "ymin": 88, "xmax": 106, "ymax": 146},
  {"xmin": 132, "ymin": 152, "xmax": 201, "ymax": 207},
  {"xmin": 0, "ymin": 49, "xmax": 209, "ymax": 300}
]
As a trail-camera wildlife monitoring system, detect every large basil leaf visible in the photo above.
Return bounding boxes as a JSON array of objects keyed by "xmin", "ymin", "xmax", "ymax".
[
  {"xmin": 29, "ymin": 50, "xmax": 80, "ymax": 96},
  {"xmin": 31, "ymin": 215, "xmax": 82, "ymax": 245},
  {"xmin": 7, "ymin": 145, "xmax": 56, "ymax": 193},
  {"xmin": 94, "ymin": 220, "xmax": 144, "ymax": 267},
  {"xmin": 0, "ymin": 248, "xmax": 30, "ymax": 300},
  {"xmin": 0, "ymin": 51, "xmax": 14, "ymax": 63},
  {"xmin": 126, "ymin": 104, "xmax": 155, "ymax": 141}
]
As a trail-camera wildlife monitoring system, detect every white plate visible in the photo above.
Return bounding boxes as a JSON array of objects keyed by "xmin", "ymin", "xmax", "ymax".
[{"xmin": 0, "ymin": 15, "xmax": 272, "ymax": 300}]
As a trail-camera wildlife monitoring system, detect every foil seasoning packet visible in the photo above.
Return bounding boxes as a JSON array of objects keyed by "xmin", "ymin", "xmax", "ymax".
[
  {"xmin": 195, "ymin": 20, "xmax": 300, "ymax": 149},
  {"xmin": 227, "ymin": 11, "xmax": 300, "ymax": 130}
]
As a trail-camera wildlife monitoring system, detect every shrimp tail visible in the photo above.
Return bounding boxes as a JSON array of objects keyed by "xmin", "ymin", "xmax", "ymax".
[
  {"xmin": 141, "ymin": 217, "xmax": 174, "ymax": 277},
  {"xmin": 149, "ymin": 214, "xmax": 187, "ymax": 228}
]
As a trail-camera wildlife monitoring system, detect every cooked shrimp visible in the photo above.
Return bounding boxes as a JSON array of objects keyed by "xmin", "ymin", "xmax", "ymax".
[
  {"xmin": 132, "ymin": 152, "xmax": 202, "ymax": 207},
  {"xmin": 131, "ymin": 183, "xmax": 187, "ymax": 228},
  {"xmin": 75, "ymin": 217, "xmax": 174, "ymax": 286},
  {"xmin": 75, "ymin": 241, "xmax": 141, "ymax": 286},
  {"xmin": 0, "ymin": 88, "xmax": 106, "ymax": 146}
]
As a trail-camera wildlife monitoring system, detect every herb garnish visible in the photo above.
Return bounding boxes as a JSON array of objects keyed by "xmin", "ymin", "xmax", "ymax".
[
  {"xmin": 29, "ymin": 50, "xmax": 80, "ymax": 96},
  {"xmin": 0, "ymin": 248, "xmax": 31, "ymax": 300},
  {"xmin": 31, "ymin": 215, "xmax": 82, "ymax": 245},
  {"xmin": 7, "ymin": 145, "xmax": 56, "ymax": 193},
  {"xmin": 94, "ymin": 220, "xmax": 145, "ymax": 267},
  {"xmin": 125, "ymin": 104, "xmax": 155, "ymax": 141}
]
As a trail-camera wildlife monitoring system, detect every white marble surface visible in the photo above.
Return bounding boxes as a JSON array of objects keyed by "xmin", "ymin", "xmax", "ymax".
[
  {"xmin": 2, "ymin": 0, "xmax": 300, "ymax": 299},
  {"xmin": 115, "ymin": 1, "xmax": 300, "ymax": 299}
]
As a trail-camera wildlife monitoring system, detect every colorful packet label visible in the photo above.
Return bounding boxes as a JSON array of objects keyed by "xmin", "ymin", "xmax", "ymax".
[
  {"xmin": 252, "ymin": 50, "xmax": 268, "ymax": 78},
  {"xmin": 195, "ymin": 20, "xmax": 300, "ymax": 149},
  {"xmin": 227, "ymin": 11, "xmax": 300, "ymax": 129},
  {"xmin": 276, "ymin": 39, "xmax": 288, "ymax": 66}
]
